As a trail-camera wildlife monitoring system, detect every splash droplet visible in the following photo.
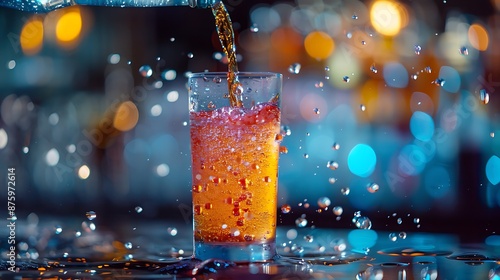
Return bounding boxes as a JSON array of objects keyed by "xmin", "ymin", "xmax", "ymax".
[
  {"xmin": 343, "ymin": 76, "xmax": 350, "ymax": 83},
  {"xmin": 398, "ymin": 232, "xmax": 407, "ymax": 239},
  {"xmin": 333, "ymin": 206, "xmax": 343, "ymax": 216},
  {"xmin": 288, "ymin": 63, "xmax": 301, "ymax": 74},
  {"xmin": 187, "ymin": 52, "xmax": 194, "ymax": 58},
  {"xmin": 124, "ymin": 242, "xmax": 133, "ymax": 249},
  {"xmin": 332, "ymin": 143, "xmax": 340, "ymax": 150},
  {"xmin": 459, "ymin": 46, "xmax": 469, "ymax": 55},
  {"xmin": 413, "ymin": 217, "xmax": 420, "ymax": 224},
  {"xmin": 480, "ymin": 89, "xmax": 490, "ymax": 104},
  {"xmin": 167, "ymin": 227, "xmax": 178, "ymax": 236},
  {"xmin": 138, "ymin": 65, "xmax": 153, "ymax": 78},
  {"xmin": 135, "ymin": 206, "xmax": 143, "ymax": 213},
  {"xmin": 281, "ymin": 204, "xmax": 292, "ymax": 214},
  {"xmin": 327, "ymin": 161, "xmax": 339, "ymax": 170},
  {"xmin": 317, "ymin": 197, "xmax": 331, "ymax": 208},
  {"xmin": 397, "ymin": 218, "xmax": 403, "ymax": 224},
  {"xmin": 367, "ymin": 183, "xmax": 379, "ymax": 193},
  {"xmin": 86, "ymin": 211, "xmax": 97, "ymax": 220},
  {"xmin": 434, "ymin": 78, "xmax": 445, "ymax": 87},
  {"xmin": 314, "ymin": 81, "xmax": 324, "ymax": 88},
  {"xmin": 295, "ymin": 217, "xmax": 308, "ymax": 228},
  {"xmin": 360, "ymin": 104, "xmax": 366, "ymax": 111},
  {"xmin": 389, "ymin": 233, "xmax": 398, "ymax": 241},
  {"xmin": 414, "ymin": 45, "xmax": 422, "ymax": 55},
  {"xmin": 250, "ymin": 23, "xmax": 259, "ymax": 32},
  {"xmin": 341, "ymin": 187, "xmax": 350, "ymax": 195},
  {"xmin": 352, "ymin": 14, "xmax": 358, "ymax": 20},
  {"xmin": 424, "ymin": 66, "xmax": 432, "ymax": 73},
  {"xmin": 370, "ymin": 64, "xmax": 378, "ymax": 73},
  {"xmin": 55, "ymin": 226, "xmax": 62, "ymax": 234},
  {"xmin": 328, "ymin": 177, "xmax": 337, "ymax": 184},
  {"xmin": 313, "ymin": 108, "xmax": 320, "ymax": 114}
]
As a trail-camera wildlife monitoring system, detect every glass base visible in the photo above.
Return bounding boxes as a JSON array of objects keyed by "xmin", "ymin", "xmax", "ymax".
[{"xmin": 194, "ymin": 241, "xmax": 277, "ymax": 262}]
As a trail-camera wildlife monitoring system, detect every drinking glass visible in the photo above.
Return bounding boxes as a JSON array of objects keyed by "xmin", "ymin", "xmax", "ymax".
[{"xmin": 188, "ymin": 72, "xmax": 282, "ymax": 262}]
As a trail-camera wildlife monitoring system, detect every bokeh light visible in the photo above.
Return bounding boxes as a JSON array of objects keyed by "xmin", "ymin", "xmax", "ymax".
[
  {"xmin": 78, "ymin": 165, "xmax": 91, "ymax": 179},
  {"xmin": 56, "ymin": 8, "xmax": 82, "ymax": 43},
  {"xmin": 20, "ymin": 16, "xmax": 44, "ymax": 55},
  {"xmin": 113, "ymin": 101, "xmax": 139, "ymax": 132},
  {"xmin": 486, "ymin": 155, "xmax": 500, "ymax": 185},
  {"xmin": 348, "ymin": 144, "xmax": 377, "ymax": 177},
  {"xmin": 0, "ymin": 129, "xmax": 7, "ymax": 149},
  {"xmin": 468, "ymin": 23, "xmax": 489, "ymax": 51},
  {"xmin": 304, "ymin": 31, "xmax": 335, "ymax": 60},
  {"xmin": 370, "ymin": 0, "xmax": 404, "ymax": 36},
  {"xmin": 410, "ymin": 111, "xmax": 435, "ymax": 142}
]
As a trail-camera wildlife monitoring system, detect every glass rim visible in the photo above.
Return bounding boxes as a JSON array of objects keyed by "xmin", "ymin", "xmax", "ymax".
[{"xmin": 188, "ymin": 72, "xmax": 282, "ymax": 79}]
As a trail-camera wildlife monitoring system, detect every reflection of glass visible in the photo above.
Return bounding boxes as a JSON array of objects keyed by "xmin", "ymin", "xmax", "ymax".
[{"xmin": 188, "ymin": 72, "xmax": 282, "ymax": 262}]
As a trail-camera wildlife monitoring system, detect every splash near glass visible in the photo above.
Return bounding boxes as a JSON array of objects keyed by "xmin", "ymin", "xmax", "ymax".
[{"xmin": 188, "ymin": 72, "xmax": 282, "ymax": 262}]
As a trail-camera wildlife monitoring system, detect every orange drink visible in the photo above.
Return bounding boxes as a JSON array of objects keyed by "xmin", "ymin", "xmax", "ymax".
[{"xmin": 188, "ymin": 72, "xmax": 282, "ymax": 261}]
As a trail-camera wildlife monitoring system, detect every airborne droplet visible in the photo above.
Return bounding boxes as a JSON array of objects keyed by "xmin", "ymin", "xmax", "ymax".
[
  {"xmin": 327, "ymin": 161, "xmax": 339, "ymax": 170},
  {"xmin": 86, "ymin": 211, "xmax": 97, "ymax": 220},
  {"xmin": 135, "ymin": 206, "xmax": 143, "ymax": 213},
  {"xmin": 414, "ymin": 45, "xmax": 422, "ymax": 55},
  {"xmin": 317, "ymin": 197, "xmax": 331, "ymax": 208},
  {"xmin": 288, "ymin": 63, "xmax": 301, "ymax": 74},
  {"xmin": 138, "ymin": 65, "xmax": 153, "ymax": 78},
  {"xmin": 281, "ymin": 204, "xmax": 292, "ymax": 214},
  {"xmin": 367, "ymin": 183, "xmax": 380, "ymax": 193},
  {"xmin": 459, "ymin": 46, "xmax": 469, "ymax": 55},
  {"xmin": 295, "ymin": 217, "xmax": 308, "ymax": 228},
  {"xmin": 341, "ymin": 187, "xmax": 350, "ymax": 195},
  {"xmin": 333, "ymin": 206, "xmax": 343, "ymax": 216},
  {"xmin": 480, "ymin": 89, "xmax": 490, "ymax": 104},
  {"xmin": 343, "ymin": 76, "xmax": 350, "ymax": 83}
]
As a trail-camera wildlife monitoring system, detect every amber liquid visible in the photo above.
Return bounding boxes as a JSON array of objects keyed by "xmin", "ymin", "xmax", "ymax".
[{"xmin": 190, "ymin": 104, "xmax": 280, "ymax": 243}]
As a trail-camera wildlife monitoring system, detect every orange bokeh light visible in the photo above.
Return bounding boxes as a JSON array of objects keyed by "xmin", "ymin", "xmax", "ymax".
[
  {"xmin": 304, "ymin": 31, "xmax": 335, "ymax": 60},
  {"xmin": 20, "ymin": 16, "xmax": 44, "ymax": 55},
  {"xmin": 468, "ymin": 23, "xmax": 489, "ymax": 51}
]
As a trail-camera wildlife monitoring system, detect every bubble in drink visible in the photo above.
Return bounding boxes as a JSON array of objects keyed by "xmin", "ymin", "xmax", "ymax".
[
  {"xmin": 138, "ymin": 65, "xmax": 153, "ymax": 78},
  {"xmin": 135, "ymin": 206, "xmax": 143, "ymax": 213},
  {"xmin": 459, "ymin": 46, "xmax": 469, "ymax": 55},
  {"xmin": 414, "ymin": 45, "xmax": 422, "ymax": 55},
  {"xmin": 288, "ymin": 63, "xmax": 301, "ymax": 74},
  {"xmin": 327, "ymin": 161, "xmax": 339, "ymax": 170},
  {"xmin": 86, "ymin": 211, "xmax": 97, "ymax": 220},
  {"xmin": 333, "ymin": 206, "xmax": 343, "ymax": 216},
  {"xmin": 317, "ymin": 197, "xmax": 331, "ymax": 208},
  {"xmin": 281, "ymin": 204, "xmax": 292, "ymax": 214},
  {"xmin": 341, "ymin": 187, "xmax": 350, "ymax": 195},
  {"xmin": 295, "ymin": 217, "xmax": 308, "ymax": 228},
  {"xmin": 480, "ymin": 89, "xmax": 490, "ymax": 104},
  {"xmin": 343, "ymin": 76, "xmax": 350, "ymax": 83},
  {"xmin": 125, "ymin": 242, "xmax": 133, "ymax": 249},
  {"xmin": 367, "ymin": 183, "xmax": 379, "ymax": 193}
]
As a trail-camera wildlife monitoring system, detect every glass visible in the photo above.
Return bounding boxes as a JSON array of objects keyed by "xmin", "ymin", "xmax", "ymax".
[{"xmin": 188, "ymin": 72, "xmax": 283, "ymax": 262}]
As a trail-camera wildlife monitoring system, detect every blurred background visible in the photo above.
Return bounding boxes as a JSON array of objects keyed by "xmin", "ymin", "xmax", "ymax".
[{"xmin": 0, "ymin": 0, "xmax": 499, "ymax": 243}]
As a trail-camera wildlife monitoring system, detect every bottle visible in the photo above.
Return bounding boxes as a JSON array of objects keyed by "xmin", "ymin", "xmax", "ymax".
[{"xmin": 0, "ymin": 0, "xmax": 218, "ymax": 13}]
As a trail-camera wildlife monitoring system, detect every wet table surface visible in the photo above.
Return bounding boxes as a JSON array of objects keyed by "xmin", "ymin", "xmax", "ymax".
[{"xmin": 1, "ymin": 219, "xmax": 499, "ymax": 279}]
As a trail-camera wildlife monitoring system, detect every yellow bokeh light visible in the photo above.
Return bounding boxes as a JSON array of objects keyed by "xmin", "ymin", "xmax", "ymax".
[
  {"xmin": 468, "ymin": 24, "xmax": 489, "ymax": 51},
  {"xmin": 56, "ymin": 9, "xmax": 82, "ymax": 43},
  {"xmin": 304, "ymin": 31, "xmax": 335, "ymax": 60},
  {"xmin": 20, "ymin": 17, "xmax": 44, "ymax": 55},
  {"xmin": 370, "ymin": 0, "xmax": 403, "ymax": 37},
  {"xmin": 113, "ymin": 101, "xmax": 139, "ymax": 132},
  {"xmin": 78, "ymin": 165, "xmax": 90, "ymax": 180}
]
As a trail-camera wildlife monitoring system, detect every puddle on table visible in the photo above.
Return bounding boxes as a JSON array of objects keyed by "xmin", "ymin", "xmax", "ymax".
[{"xmin": 1, "ymin": 220, "xmax": 499, "ymax": 279}]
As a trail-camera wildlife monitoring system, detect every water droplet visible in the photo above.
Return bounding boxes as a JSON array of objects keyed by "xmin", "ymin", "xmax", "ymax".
[
  {"xmin": 304, "ymin": 235, "xmax": 314, "ymax": 242},
  {"xmin": 398, "ymin": 232, "xmax": 407, "ymax": 239},
  {"xmin": 250, "ymin": 23, "xmax": 259, "ymax": 32},
  {"xmin": 397, "ymin": 218, "xmax": 403, "ymax": 224},
  {"xmin": 360, "ymin": 104, "xmax": 366, "ymax": 111},
  {"xmin": 55, "ymin": 226, "xmax": 62, "ymax": 234},
  {"xmin": 213, "ymin": 76, "xmax": 222, "ymax": 83},
  {"xmin": 295, "ymin": 217, "xmax": 308, "ymax": 227},
  {"xmin": 327, "ymin": 161, "xmax": 339, "ymax": 170},
  {"xmin": 346, "ymin": 32, "xmax": 353, "ymax": 39},
  {"xmin": 303, "ymin": 153, "xmax": 309, "ymax": 159},
  {"xmin": 108, "ymin": 53, "xmax": 120, "ymax": 64},
  {"xmin": 354, "ymin": 216, "xmax": 372, "ymax": 229},
  {"xmin": 341, "ymin": 187, "xmax": 350, "ymax": 195},
  {"xmin": 370, "ymin": 64, "xmax": 378, "ymax": 73},
  {"xmin": 7, "ymin": 60, "xmax": 16, "ymax": 69},
  {"xmin": 424, "ymin": 66, "xmax": 432, "ymax": 73},
  {"xmin": 207, "ymin": 101, "xmax": 216, "ymax": 109},
  {"xmin": 480, "ymin": 89, "xmax": 490, "ymax": 104},
  {"xmin": 459, "ymin": 46, "xmax": 469, "ymax": 55},
  {"xmin": 490, "ymin": 132, "xmax": 495, "ymax": 138},
  {"xmin": 343, "ymin": 76, "xmax": 350, "ymax": 83},
  {"xmin": 75, "ymin": 231, "xmax": 81, "ymax": 237},
  {"xmin": 281, "ymin": 125, "xmax": 292, "ymax": 136},
  {"xmin": 333, "ymin": 206, "xmax": 343, "ymax": 216},
  {"xmin": 330, "ymin": 238, "xmax": 346, "ymax": 251},
  {"xmin": 389, "ymin": 233, "xmax": 398, "ymax": 241},
  {"xmin": 281, "ymin": 204, "xmax": 292, "ymax": 214},
  {"xmin": 135, "ymin": 206, "xmax": 143, "ymax": 213},
  {"xmin": 317, "ymin": 197, "xmax": 331, "ymax": 208},
  {"xmin": 361, "ymin": 40, "xmax": 366, "ymax": 45},
  {"xmin": 86, "ymin": 211, "xmax": 96, "ymax": 220},
  {"xmin": 288, "ymin": 63, "xmax": 301, "ymax": 74},
  {"xmin": 411, "ymin": 73, "xmax": 418, "ymax": 80},
  {"xmin": 413, "ymin": 217, "xmax": 420, "ymax": 224},
  {"xmin": 22, "ymin": 147, "xmax": 29, "ymax": 154},
  {"xmin": 352, "ymin": 14, "xmax": 358, "ymax": 20},
  {"xmin": 434, "ymin": 78, "xmax": 445, "ymax": 86},
  {"xmin": 138, "ymin": 65, "xmax": 153, "ymax": 78},
  {"xmin": 332, "ymin": 142, "xmax": 340, "ymax": 150},
  {"xmin": 325, "ymin": 66, "xmax": 330, "ymax": 71},
  {"xmin": 125, "ymin": 242, "xmax": 133, "ymax": 249},
  {"xmin": 187, "ymin": 52, "xmax": 194, "ymax": 58},
  {"xmin": 367, "ymin": 183, "xmax": 379, "ymax": 193},
  {"xmin": 328, "ymin": 177, "xmax": 337, "ymax": 184},
  {"xmin": 414, "ymin": 45, "xmax": 422, "ymax": 55},
  {"xmin": 167, "ymin": 227, "xmax": 178, "ymax": 236},
  {"xmin": 313, "ymin": 108, "xmax": 320, "ymax": 114},
  {"xmin": 314, "ymin": 81, "xmax": 324, "ymax": 88}
]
